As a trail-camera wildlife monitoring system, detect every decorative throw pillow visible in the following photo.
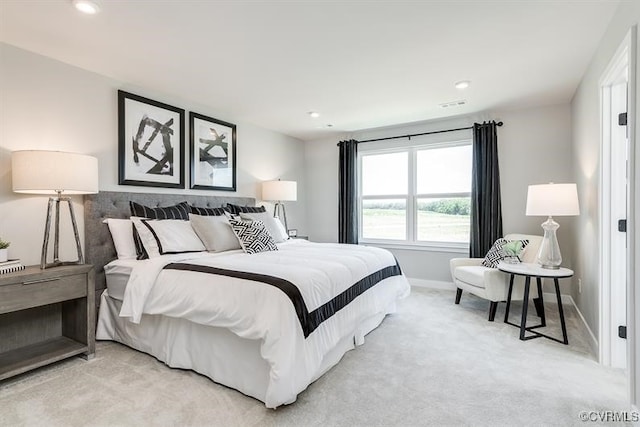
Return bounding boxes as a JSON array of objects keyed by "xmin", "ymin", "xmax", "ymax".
[
  {"xmin": 189, "ymin": 214, "xmax": 242, "ymax": 252},
  {"xmin": 229, "ymin": 218, "xmax": 278, "ymax": 254},
  {"xmin": 131, "ymin": 217, "xmax": 206, "ymax": 257},
  {"xmin": 103, "ymin": 218, "xmax": 137, "ymax": 260},
  {"xmin": 129, "ymin": 201, "xmax": 190, "ymax": 219},
  {"xmin": 482, "ymin": 238, "xmax": 529, "ymax": 268},
  {"xmin": 129, "ymin": 201, "xmax": 190, "ymax": 259},
  {"xmin": 226, "ymin": 203, "xmax": 266, "ymax": 215},
  {"xmin": 189, "ymin": 205, "xmax": 227, "ymax": 216},
  {"xmin": 239, "ymin": 212, "xmax": 289, "ymax": 243}
]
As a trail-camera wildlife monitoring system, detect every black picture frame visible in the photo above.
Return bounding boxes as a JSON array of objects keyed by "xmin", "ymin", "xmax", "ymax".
[
  {"xmin": 189, "ymin": 111, "xmax": 237, "ymax": 191},
  {"xmin": 118, "ymin": 90, "xmax": 185, "ymax": 188}
]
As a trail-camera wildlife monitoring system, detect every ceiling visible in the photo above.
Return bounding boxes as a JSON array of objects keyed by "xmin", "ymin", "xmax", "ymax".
[{"xmin": 0, "ymin": 0, "xmax": 619, "ymax": 141}]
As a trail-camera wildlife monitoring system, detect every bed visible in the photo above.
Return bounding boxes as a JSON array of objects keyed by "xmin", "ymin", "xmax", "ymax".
[{"xmin": 85, "ymin": 191, "xmax": 410, "ymax": 408}]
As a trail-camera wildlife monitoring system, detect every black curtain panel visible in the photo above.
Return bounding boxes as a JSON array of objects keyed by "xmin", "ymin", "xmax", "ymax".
[
  {"xmin": 338, "ymin": 139, "xmax": 359, "ymax": 244},
  {"xmin": 470, "ymin": 121, "xmax": 503, "ymax": 257}
]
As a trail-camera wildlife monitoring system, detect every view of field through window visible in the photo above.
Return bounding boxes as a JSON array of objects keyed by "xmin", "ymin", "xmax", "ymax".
[
  {"xmin": 360, "ymin": 143, "xmax": 471, "ymax": 243},
  {"xmin": 362, "ymin": 198, "xmax": 470, "ymax": 242}
]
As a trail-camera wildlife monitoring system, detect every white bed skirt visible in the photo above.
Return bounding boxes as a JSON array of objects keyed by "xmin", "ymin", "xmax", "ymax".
[{"xmin": 96, "ymin": 291, "xmax": 395, "ymax": 405}]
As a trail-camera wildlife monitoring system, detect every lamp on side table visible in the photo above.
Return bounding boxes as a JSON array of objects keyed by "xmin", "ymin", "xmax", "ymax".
[
  {"xmin": 262, "ymin": 179, "xmax": 297, "ymax": 231},
  {"xmin": 11, "ymin": 150, "xmax": 99, "ymax": 269},
  {"xmin": 525, "ymin": 183, "xmax": 579, "ymax": 269}
]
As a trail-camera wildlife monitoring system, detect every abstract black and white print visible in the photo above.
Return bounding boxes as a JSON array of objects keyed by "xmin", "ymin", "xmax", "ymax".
[
  {"xmin": 189, "ymin": 112, "xmax": 237, "ymax": 191},
  {"xmin": 118, "ymin": 90, "xmax": 185, "ymax": 188}
]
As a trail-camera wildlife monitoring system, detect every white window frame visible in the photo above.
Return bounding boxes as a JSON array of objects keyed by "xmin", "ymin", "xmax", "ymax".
[{"xmin": 358, "ymin": 139, "xmax": 471, "ymax": 253}]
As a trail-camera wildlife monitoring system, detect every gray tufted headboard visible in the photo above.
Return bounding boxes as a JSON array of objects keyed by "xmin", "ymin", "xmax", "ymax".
[{"xmin": 84, "ymin": 191, "xmax": 255, "ymax": 301}]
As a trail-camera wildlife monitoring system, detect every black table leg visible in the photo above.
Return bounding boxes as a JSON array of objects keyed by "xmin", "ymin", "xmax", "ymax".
[
  {"xmin": 504, "ymin": 274, "xmax": 515, "ymax": 323},
  {"xmin": 520, "ymin": 276, "xmax": 531, "ymax": 340},
  {"xmin": 555, "ymin": 278, "xmax": 569, "ymax": 345},
  {"xmin": 536, "ymin": 277, "xmax": 546, "ymax": 327}
]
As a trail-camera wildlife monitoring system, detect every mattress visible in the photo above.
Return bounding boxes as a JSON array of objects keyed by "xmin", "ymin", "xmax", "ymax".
[{"xmin": 104, "ymin": 259, "xmax": 138, "ymax": 301}]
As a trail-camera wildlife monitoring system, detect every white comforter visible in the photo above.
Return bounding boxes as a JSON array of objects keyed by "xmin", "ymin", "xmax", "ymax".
[{"xmin": 118, "ymin": 240, "xmax": 410, "ymax": 407}]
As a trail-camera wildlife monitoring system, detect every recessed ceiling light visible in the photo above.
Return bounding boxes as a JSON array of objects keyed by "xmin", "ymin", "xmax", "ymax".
[
  {"xmin": 308, "ymin": 112, "xmax": 320, "ymax": 118},
  {"xmin": 72, "ymin": 0, "xmax": 100, "ymax": 15},
  {"xmin": 455, "ymin": 80, "xmax": 471, "ymax": 90}
]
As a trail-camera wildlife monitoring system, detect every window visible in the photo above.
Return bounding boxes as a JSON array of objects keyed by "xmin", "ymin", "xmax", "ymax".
[{"xmin": 359, "ymin": 140, "xmax": 472, "ymax": 248}]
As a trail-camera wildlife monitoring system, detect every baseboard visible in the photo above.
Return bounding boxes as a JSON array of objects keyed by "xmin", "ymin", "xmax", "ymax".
[
  {"xmin": 543, "ymin": 291, "xmax": 599, "ymax": 358},
  {"xmin": 408, "ymin": 278, "xmax": 456, "ymax": 290}
]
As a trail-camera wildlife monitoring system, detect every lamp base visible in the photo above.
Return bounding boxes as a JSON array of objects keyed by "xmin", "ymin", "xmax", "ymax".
[
  {"xmin": 537, "ymin": 216, "xmax": 562, "ymax": 269},
  {"xmin": 273, "ymin": 202, "xmax": 289, "ymax": 231},
  {"xmin": 41, "ymin": 195, "xmax": 84, "ymax": 269}
]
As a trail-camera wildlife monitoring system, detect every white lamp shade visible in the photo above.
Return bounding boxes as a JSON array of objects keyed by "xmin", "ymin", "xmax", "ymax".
[
  {"xmin": 526, "ymin": 183, "xmax": 579, "ymax": 216},
  {"xmin": 262, "ymin": 180, "xmax": 297, "ymax": 201},
  {"xmin": 12, "ymin": 150, "xmax": 99, "ymax": 195}
]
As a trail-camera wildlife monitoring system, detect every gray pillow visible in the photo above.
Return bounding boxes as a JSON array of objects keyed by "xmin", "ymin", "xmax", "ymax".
[{"xmin": 189, "ymin": 214, "xmax": 241, "ymax": 252}]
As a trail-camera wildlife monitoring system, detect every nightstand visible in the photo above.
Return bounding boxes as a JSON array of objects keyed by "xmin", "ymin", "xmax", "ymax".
[{"xmin": 0, "ymin": 264, "xmax": 95, "ymax": 380}]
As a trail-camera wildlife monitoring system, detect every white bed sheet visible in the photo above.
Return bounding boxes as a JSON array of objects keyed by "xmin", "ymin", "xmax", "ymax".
[
  {"xmin": 100, "ymin": 240, "xmax": 410, "ymax": 407},
  {"xmin": 103, "ymin": 248, "xmax": 245, "ymax": 301}
]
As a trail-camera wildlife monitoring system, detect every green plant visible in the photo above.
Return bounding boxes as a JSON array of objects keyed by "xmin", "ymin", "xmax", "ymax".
[
  {"xmin": 418, "ymin": 198, "xmax": 471, "ymax": 216},
  {"xmin": 0, "ymin": 239, "xmax": 10, "ymax": 249}
]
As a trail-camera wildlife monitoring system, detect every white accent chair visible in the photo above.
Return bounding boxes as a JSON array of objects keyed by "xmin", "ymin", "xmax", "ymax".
[{"xmin": 450, "ymin": 234, "xmax": 544, "ymax": 321}]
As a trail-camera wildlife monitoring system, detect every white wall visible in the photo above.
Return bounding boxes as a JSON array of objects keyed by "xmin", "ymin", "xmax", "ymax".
[
  {"xmin": 304, "ymin": 104, "xmax": 573, "ymax": 285},
  {"xmin": 0, "ymin": 43, "xmax": 307, "ymax": 266}
]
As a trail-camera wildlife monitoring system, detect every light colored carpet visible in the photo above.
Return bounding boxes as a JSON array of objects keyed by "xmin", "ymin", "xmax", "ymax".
[{"xmin": 0, "ymin": 288, "xmax": 628, "ymax": 427}]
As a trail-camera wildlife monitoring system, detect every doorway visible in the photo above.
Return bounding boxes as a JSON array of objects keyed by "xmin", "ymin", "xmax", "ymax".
[{"xmin": 600, "ymin": 32, "xmax": 631, "ymax": 370}]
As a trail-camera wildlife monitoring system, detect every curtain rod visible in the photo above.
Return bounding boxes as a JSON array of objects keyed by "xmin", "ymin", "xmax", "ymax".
[{"xmin": 356, "ymin": 121, "xmax": 503, "ymax": 144}]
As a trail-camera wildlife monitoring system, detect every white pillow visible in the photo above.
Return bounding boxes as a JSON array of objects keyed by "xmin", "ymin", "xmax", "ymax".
[
  {"xmin": 189, "ymin": 214, "xmax": 242, "ymax": 252},
  {"xmin": 103, "ymin": 218, "xmax": 137, "ymax": 260},
  {"xmin": 239, "ymin": 212, "xmax": 289, "ymax": 243},
  {"xmin": 131, "ymin": 217, "xmax": 205, "ymax": 257}
]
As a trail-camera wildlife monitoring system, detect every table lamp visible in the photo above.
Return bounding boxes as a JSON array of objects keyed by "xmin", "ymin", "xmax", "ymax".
[
  {"xmin": 262, "ymin": 179, "xmax": 297, "ymax": 231},
  {"xmin": 525, "ymin": 183, "xmax": 579, "ymax": 269},
  {"xmin": 12, "ymin": 150, "xmax": 99, "ymax": 269}
]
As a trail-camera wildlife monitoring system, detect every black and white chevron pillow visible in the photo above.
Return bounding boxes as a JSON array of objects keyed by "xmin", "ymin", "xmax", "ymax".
[
  {"xmin": 229, "ymin": 218, "xmax": 278, "ymax": 254},
  {"xmin": 482, "ymin": 238, "xmax": 530, "ymax": 268}
]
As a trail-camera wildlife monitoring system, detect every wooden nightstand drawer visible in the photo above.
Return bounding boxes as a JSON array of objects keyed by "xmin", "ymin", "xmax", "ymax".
[
  {"xmin": 0, "ymin": 264, "xmax": 95, "ymax": 381},
  {"xmin": 0, "ymin": 273, "xmax": 87, "ymax": 314}
]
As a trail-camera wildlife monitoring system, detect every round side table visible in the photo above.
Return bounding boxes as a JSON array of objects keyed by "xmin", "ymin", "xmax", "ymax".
[{"xmin": 498, "ymin": 262, "xmax": 573, "ymax": 345}]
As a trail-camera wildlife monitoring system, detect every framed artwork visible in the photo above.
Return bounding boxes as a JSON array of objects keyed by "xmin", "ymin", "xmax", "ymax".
[
  {"xmin": 189, "ymin": 112, "xmax": 237, "ymax": 191},
  {"xmin": 118, "ymin": 90, "xmax": 185, "ymax": 188}
]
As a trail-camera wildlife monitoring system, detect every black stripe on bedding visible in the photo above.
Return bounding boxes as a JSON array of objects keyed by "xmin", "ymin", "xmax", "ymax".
[{"xmin": 163, "ymin": 262, "xmax": 402, "ymax": 338}]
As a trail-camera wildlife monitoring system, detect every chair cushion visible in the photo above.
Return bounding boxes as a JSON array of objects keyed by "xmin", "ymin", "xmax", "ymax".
[{"xmin": 454, "ymin": 265, "xmax": 494, "ymax": 288}]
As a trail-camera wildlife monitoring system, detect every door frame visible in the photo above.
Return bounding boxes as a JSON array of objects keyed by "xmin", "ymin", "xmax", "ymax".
[
  {"xmin": 628, "ymin": 25, "xmax": 640, "ymax": 408},
  {"xmin": 599, "ymin": 30, "xmax": 630, "ymax": 368}
]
